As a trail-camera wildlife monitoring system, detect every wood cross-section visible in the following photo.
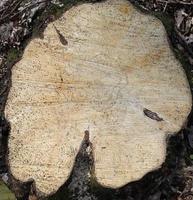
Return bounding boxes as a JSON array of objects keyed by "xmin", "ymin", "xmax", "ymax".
[{"xmin": 5, "ymin": 0, "xmax": 192, "ymax": 195}]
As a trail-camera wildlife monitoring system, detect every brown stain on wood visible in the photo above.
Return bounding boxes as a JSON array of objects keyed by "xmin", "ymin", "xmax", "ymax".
[
  {"xmin": 137, "ymin": 49, "xmax": 166, "ymax": 67},
  {"xmin": 63, "ymin": 53, "xmax": 73, "ymax": 61},
  {"xmin": 119, "ymin": 4, "xmax": 130, "ymax": 14},
  {"xmin": 123, "ymin": 48, "xmax": 166, "ymax": 74}
]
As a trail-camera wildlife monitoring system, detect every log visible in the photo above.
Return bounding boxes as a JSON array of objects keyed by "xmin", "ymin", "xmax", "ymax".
[{"xmin": 4, "ymin": 0, "xmax": 192, "ymax": 196}]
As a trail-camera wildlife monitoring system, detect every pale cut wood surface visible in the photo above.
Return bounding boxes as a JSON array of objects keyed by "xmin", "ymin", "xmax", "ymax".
[{"xmin": 5, "ymin": 0, "xmax": 192, "ymax": 194}]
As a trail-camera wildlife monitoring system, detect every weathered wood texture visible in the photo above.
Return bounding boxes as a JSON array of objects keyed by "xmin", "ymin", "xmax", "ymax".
[{"xmin": 4, "ymin": 0, "xmax": 192, "ymax": 195}]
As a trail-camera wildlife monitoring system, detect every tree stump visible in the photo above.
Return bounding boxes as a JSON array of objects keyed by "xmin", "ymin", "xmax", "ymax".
[{"xmin": 4, "ymin": 0, "xmax": 192, "ymax": 196}]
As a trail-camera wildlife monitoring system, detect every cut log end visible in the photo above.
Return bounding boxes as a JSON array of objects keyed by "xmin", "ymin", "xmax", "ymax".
[{"xmin": 5, "ymin": 0, "xmax": 192, "ymax": 195}]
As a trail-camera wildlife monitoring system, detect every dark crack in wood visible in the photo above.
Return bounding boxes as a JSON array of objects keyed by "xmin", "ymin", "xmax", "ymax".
[
  {"xmin": 143, "ymin": 108, "xmax": 164, "ymax": 122},
  {"xmin": 53, "ymin": 24, "xmax": 68, "ymax": 46}
]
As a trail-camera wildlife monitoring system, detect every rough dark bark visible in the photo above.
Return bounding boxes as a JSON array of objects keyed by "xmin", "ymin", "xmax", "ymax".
[{"xmin": 0, "ymin": 0, "xmax": 193, "ymax": 200}]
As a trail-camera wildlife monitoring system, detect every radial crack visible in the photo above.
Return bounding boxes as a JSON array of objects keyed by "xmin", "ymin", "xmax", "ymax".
[
  {"xmin": 53, "ymin": 24, "xmax": 68, "ymax": 46},
  {"xmin": 143, "ymin": 108, "xmax": 164, "ymax": 122}
]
